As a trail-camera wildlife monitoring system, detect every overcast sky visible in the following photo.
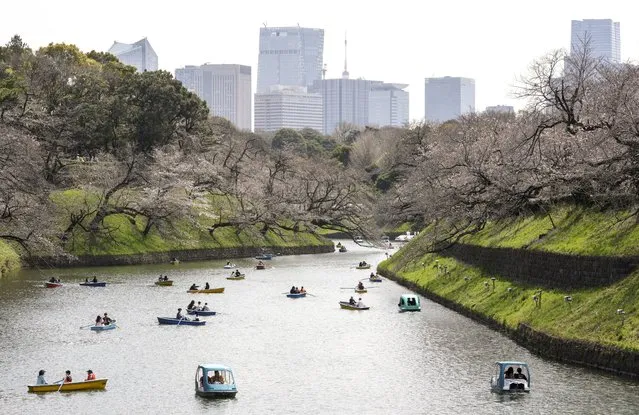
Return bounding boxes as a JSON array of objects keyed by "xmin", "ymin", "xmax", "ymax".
[{"xmin": 2, "ymin": 0, "xmax": 637, "ymax": 122}]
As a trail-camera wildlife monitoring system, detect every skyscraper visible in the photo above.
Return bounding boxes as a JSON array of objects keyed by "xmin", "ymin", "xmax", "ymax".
[
  {"xmin": 254, "ymin": 86, "xmax": 323, "ymax": 132},
  {"xmin": 369, "ymin": 83, "xmax": 409, "ymax": 127},
  {"xmin": 175, "ymin": 64, "xmax": 252, "ymax": 130},
  {"xmin": 424, "ymin": 77, "xmax": 475, "ymax": 123},
  {"xmin": 570, "ymin": 19, "xmax": 620, "ymax": 63},
  {"xmin": 257, "ymin": 26, "xmax": 324, "ymax": 93},
  {"xmin": 108, "ymin": 38, "xmax": 158, "ymax": 72}
]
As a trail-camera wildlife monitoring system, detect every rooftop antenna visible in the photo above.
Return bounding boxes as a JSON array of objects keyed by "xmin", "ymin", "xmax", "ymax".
[
  {"xmin": 322, "ymin": 64, "xmax": 327, "ymax": 80},
  {"xmin": 342, "ymin": 31, "xmax": 349, "ymax": 79}
]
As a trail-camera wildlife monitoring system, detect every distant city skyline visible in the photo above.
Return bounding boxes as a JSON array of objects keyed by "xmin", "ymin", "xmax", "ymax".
[
  {"xmin": 424, "ymin": 77, "xmax": 475, "ymax": 123},
  {"xmin": 571, "ymin": 19, "xmax": 620, "ymax": 63},
  {"xmin": 3, "ymin": 1, "xmax": 639, "ymax": 122}
]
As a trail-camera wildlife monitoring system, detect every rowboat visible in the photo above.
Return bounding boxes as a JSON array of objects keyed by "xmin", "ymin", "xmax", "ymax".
[
  {"xmin": 28, "ymin": 378, "xmax": 108, "ymax": 393},
  {"xmin": 170, "ymin": 259, "xmax": 180, "ymax": 265},
  {"xmin": 195, "ymin": 364, "xmax": 238, "ymax": 398},
  {"xmin": 226, "ymin": 274, "xmax": 245, "ymax": 280},
  {"xmin": 187, "ymin": 309, "xmax": 217, "ymax": 316},
  {"xmin": 339, "ymin": 301, "xmax": 369, "ymax": 310},
  {"xmin": 255, "ymin": 264, "xmax": 266, "ymax": 270},
  {"xmin": 355, "ymin": 288, "xmax": 368, "ymax": 294},
  {"xmin": 223, "ymin": 264, "xmax": 236, "ymax": 269},
  {"xmin": 80, "ymin": 281, "xmax": 107, "ymax": 287},
  {"xmin": 369, "ymin": 276, "xmax": 383, "ymax": 282},
  {"xmin": 286, "ymin": 292, "xmax": 307, "ymax": 298},
  {"xmin": 157, "ymin": 317, "xmax": 206, "ymax": 326},
  {"xmin": 45, "ymin": 282, "xmax": 63, "ymax": 288},
  {"xmin": 90, "ymin": 323, "xmax": 117, "ymax": 331},
  {"xmin": 187, "ymin": 287, "xmax": 225, "ymax": 294},
  {"xmin": 154, "ymin": 280, "xmax": 173, "ymax": 286},
  {"xmin": 491, "ymin": 361, "xmax": 530, "ymax": 393},
  {"xmin": 398, "ymin": 294, "xmax": 421, "ymax": 312},
  {"xmin": 338, "ymin": 246, "xmax": 347, "ymax": 252},
  {"xmin": 355, "ymin": 264, "xmax": 371, "ymax": 270},
  {"xmin": 255, "ymin": 254, "xmax": 273, "ymax": 260}
]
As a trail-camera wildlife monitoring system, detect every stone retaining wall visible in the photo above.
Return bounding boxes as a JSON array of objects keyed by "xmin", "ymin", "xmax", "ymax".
[
  {"xmin": 25, "ymin": 245, "xmax": 334, "ymax": 268},
  {"xmin": 440, "ymin": 244, "xmax": 639, "ymax": 289}
]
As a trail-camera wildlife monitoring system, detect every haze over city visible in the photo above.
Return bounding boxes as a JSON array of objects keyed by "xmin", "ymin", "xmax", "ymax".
[{"xmin": 2, "ymin": 0, "xmax": 638, "ymax": 122}]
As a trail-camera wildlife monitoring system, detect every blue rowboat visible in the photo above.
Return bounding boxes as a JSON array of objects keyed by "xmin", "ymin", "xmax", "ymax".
[
  {"xmin": 187, "ymin": 309, "xmax": 217, "ymax": 316},
  {"xmin": 157, "ymin": 317, "xmax": 206, "ymax": 326},
  {"xmin": 80, "ymin": 281, "xmax": 107, "ymax": 287},
  {"xmin": 286, "ymin": 292, "xmax": 306, "ymax": 298},
  {"xmin": 255, "ymin": 254, "xmax": 273, "ymax": 260},
  {"xmin": 195, "ymin": 364, "xmax": 238, "ymax": 398},
  {"xmin": 90, "ymin": 323, "xmax": 116, "ymax": 331},
  {"xmin": 398, "ymin": 294, "xmax": 421, "ymax": 312}
]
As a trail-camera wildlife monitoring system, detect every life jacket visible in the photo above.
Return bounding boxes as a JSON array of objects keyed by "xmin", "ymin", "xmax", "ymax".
[
  {"xmin": 65, "ymin": 375, "xmax": 72, "ymax": 383},
  {"xmin": 86, "ymin": 373, "xmax": 96, "ymax": 380}
]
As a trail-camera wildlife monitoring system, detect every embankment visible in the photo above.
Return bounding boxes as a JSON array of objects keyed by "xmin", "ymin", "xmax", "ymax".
[{"xmin": 378, "ymin": 206, "xmax": 639, "ymax": 378}]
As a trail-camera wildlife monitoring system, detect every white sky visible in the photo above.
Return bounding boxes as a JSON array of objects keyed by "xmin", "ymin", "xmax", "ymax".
[{"xmin": 2, "ymin": 0, "xmax": 637, "ymax": 122}]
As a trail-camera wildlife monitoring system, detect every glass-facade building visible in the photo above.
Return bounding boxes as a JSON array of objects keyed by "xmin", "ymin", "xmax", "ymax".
[
  {"xmin": 254, "ymin": 86, "xmax": 322, "ymax": 132},
  {"xmin": 257, "ymin": 27, "xmax": 324, "ymax": 93},
  {"xmin": 175, "ymin": 64, "xmax": 252, "ymax": 131},
  {"xmin": 108, "ymin": 38, "xmax": 158, "ymax": 72},
  {"xmin": 424, "ymin": 77, "xmax": 475, "ymax": 123},
  {"xmin": 570, "ymin": 19, "xmax": 620, "ymax": 63}
]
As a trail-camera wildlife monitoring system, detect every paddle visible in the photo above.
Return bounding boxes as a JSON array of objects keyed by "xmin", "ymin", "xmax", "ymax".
[
  {"xmin": 80, "ymin": 323, "xmax": 94, "ymax": 329},
  {"xmin": 57, "ymin": 374, "xmax": 66, "ymax": 392},
  {"xmin": 306, "ymin": 293, "xmax": 317, "ymax": 297}
]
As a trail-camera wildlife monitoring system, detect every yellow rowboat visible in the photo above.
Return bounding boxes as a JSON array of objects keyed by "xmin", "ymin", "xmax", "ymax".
[
  {"xmin": 155, "ymin": 280, "xmax": 173, "ymax": 286},
  {"xmin": 355, "ymin": 288, "xmax": 367, "ymax": 294},
  {"xmin": 187, "ymin": 288, "xmax": 225, "ymax": 294},
  {"xmin": 28, "ymin": 378, "xmax": 108, "ymax": 393}
]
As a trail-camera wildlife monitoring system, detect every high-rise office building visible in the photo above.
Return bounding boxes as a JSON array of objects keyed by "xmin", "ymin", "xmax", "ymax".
[
  {"xmin": 424, "ymin": 77, "xmax": 475, "ymax": 123},
  {"xmin": 257, "ymin": 26, "xmax": 324, "ymax": 93},
  {"xmin": 570, "ymin": 19, "xmax": 620, "ymax": 63},
  {"xmin": 175, "ymin": 64, "xmax": 252, "ymax": 130},
  {"xmin": 254, "ymin": 86, "xmax": 322, "ymax": 132},
  {"xmin": 108, "ymin": 38, "xmax": 158, "ymax": 72},
  {"xmin": 369, "ymin": 83, "xmax": 409, "ymax": 127},
  {"xmin": 312, "ymin": 78, "xmax": 380, "ymax": 135}
]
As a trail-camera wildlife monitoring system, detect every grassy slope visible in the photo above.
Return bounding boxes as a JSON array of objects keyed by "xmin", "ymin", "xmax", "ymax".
[
  {"xmin": 0, "ymin": 240, "xmax": 21, "ymax": 276},
  {"xmin": 50, "ymin": 189, "xmax": 331, "ymax": 257},
  {"xmin": 380, "ymin": 206, "xmax": 639, "ymax": 351}
]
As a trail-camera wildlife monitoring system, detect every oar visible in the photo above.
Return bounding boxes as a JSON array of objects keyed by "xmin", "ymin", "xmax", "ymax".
[
  {"xmin": 57, "ymin": 374, "xmax": 65, "ymax": 392},
  {"xmin": 306, "ymin": 293, "xmax": 317, "ymax": 297},
  {"xmin": 80, "ymin": 323, "xmax": 94, "ymax": 329},
  {"xmin": 177, "ymin": 317, "xmax": 184, "ymax": 326}
]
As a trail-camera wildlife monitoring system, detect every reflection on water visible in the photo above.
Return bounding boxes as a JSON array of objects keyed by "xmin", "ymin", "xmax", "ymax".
[{"xmin": 1, "ymin": 241, "xmax": 639, "ymax": 414}]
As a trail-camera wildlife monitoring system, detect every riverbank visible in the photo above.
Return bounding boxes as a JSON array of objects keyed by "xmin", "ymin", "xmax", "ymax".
[{"xmin": 378, "ymin": 206, "xmax": 639, "ymax": 378}]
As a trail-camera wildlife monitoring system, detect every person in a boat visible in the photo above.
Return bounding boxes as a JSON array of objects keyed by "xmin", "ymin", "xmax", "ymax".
[
  {"xmin": 164, "ymin": 275, "xmax": 169, "ymax": 281},
  {"xmin": 209, "ymin": 370, "xmax": 225, "ymax": 384},
  {"xmin": 176, "ymin": 308, "xmax": 186, "ymax": 319},
  {"xmin": 235, "ymin": 269, "xmax": 241, "ymax": 277},
  {"xmin": 85, "ymin": 278, "xmax": 89, "ymax": 283},
  {"xmin": 357, "ymin": 281, "xmax": 365, "ymax": 290},
  {"xmin": 189, "ymin": 283, "xmax": 199, "ymax": 290},
  {"xmin": 196, "ymin": 301, "xmax": 202, "ymax": 310},
  {"xmin": 514, "ymin": 367, "xmax": 527, "ymax": 380},
  {"xmin": 49, "ymin": 277, "xmax": 56, "ymax": 283},
  {"xmin": 290, "ymin": 286, "xmax": 296, "ymax": 294},
  {"xmin": 356, "ymin": 298, "xmax": 365, "ymax": 308},
  {"xmin": 202, "ymin": 303, "xmax": 210, "ymax": 311},
  {"xmin": 257, "ymin": 261, "xmax": 264, "ymax": 266},
  {"xmin": 370, "ymin": 272, "xmax": 375, "ymax": 278},
  {"xmin": 63, "ymin": 370, "xmax": 72, "ymax": 383},
  {"xmin": 95, "ymin": 315, "xmax": 103, "ymax": 326},
  {"xmin": 349, "ymin": 296, "xmax": 356, "ymax": 305},
  {"xmin": 92, "ymin": 276, "xmax": 98, "ymax": 283},
  {"xmin": 36, "ymin": 369, "xmax": 47, "ymax": 385},
  {"xmin": 103, "ymin": 313, "xmax": 112, "ymax": 325},
  {"xmin": 85, "ymin": 369, "xmax": 96, "ymax": 381},
  {"xmin": 205, "ymin": 282, "xmax": 210, "ymax": 290},
  {"xmin": 226, "ymin": 261, "xmax": 231, "ymax": 266},
  {"xmin": 187, "ymin": 300, "xmax": 196, "ymax": 310},
  {"xmin": 504, "ymin": 367, "xmax": 514, "ymax": 379},
  {"xmin": 299, "ymin": 286, "xmax": 306, "ymax": 293}
]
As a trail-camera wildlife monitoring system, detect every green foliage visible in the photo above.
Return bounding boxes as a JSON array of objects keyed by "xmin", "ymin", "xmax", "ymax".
[
  {"xmin": 0, "ymin": 240, "xmax": 20, "ymax": 277},
  {"xmin": 331, "ymin": 144, "xmax": 351, "ymax": 166},
  {"xmin": 380, "ymin": 205, "xmax": 639, "ymax": 350}
]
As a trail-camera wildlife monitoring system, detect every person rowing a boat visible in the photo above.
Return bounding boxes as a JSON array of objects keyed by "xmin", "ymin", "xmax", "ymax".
[
  {"xmin": 92, "ymin": 276, "xmax": 98, "ymax": 283},
  {"xmin": 49, "ymin": 277, "xmax": 56, "ymax": 283},
  {"xmin": 187, "ymin": 300, "xmax": 196, "ymax": 310},
  {"xmin": 36, "ymin": 369, "xmax": 47, "ymax": 385},
  {"xmin": 103, "ymin": 313, "xmax": 112, "ymax": 325},
  {"xmin": 357, "ymin": 281, "xmax": 365, "ymax": 290},
  {"xmin": 196, "ymin": 301, "xmax": 202, "ymax": 310},
  {"xmin": 202, "ymin": 303, "xmax": 210, "ymax": 311},
  {"xmin": 235, "ymin": 269, "xmax": 241, "ymax": 277},
  {"xmin": 356, "ymin": 298, "xmax": 365, "ymax": 308},
  {"xmin": 299, "ymin": 286, "xmax": 306, "ymax": 293},
  {"xmin": 176, "ymin": 308, "xmax": 190, "ymax": 321},
  {"xmin": 85, "ymin": 369, "xmax": 96, "ymax": 381},
  {"xmin": 205, "ymin": 282, "xmax": 210, "ymax": 290},
  {"xmin": 349, "ymin": 296, "xmax": 356, "ymax": 305},
  {"xmin": 189, "ymin": 283, "xmax": 199, "ymax": 291},
  {"xmin": 370, "ymin": 272, "xmax": 375, "ymax": 278},
  {"xmin": 95, "ymin": 315, "xmax": 103, "ymax": 326},
  {"xmin": 57, "ymin": 370, "xmax": 72, "ymax": 384}
]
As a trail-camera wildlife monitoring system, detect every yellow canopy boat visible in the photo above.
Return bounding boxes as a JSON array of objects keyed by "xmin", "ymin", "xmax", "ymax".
[
  {"xmin": 187, "ymin": 287, "xmax": 225, "ymax": 294},
  {"xmin": 28, "ymin": 378, "xmax": 108, "ymax": 393}
]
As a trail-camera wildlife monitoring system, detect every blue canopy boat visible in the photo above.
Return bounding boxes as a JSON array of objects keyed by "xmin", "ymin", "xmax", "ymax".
[
  {"xmin": 157, "ymin": 317, "xmax": 206, "ymax": 326},
  {"xmin": 195, "ymin": 364, "xmax": 237, "ymax": 398},
  {"xmin": 491, "ymin": 361, "xmax": 530, "ymax": 393},
  {"xmin": 80, "ymin": 281, "xmax": 107, "ymax": 287},
  {"xmin": 255, "ymin": 253, "xmax": 273, "ymax": 260},
  {"xmin": 90, "ymin": 323, "xmax": 116, "ymax": 331},
  {"xmin": 286, "ymin": 292, "xmax": 306, "ymax": 298},
  {"xmin": 398, "ymin": 294, "xmax": 421, "ymax": 312},
  {"xmin": 186, "ymin": 309, "xmax": 217, "ymax": 316}
]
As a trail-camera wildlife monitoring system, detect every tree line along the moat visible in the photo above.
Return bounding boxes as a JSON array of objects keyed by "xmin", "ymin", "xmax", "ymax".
[{"xmin": 3, "ymin": 35, "xmax": 639, "ymax": 264}]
